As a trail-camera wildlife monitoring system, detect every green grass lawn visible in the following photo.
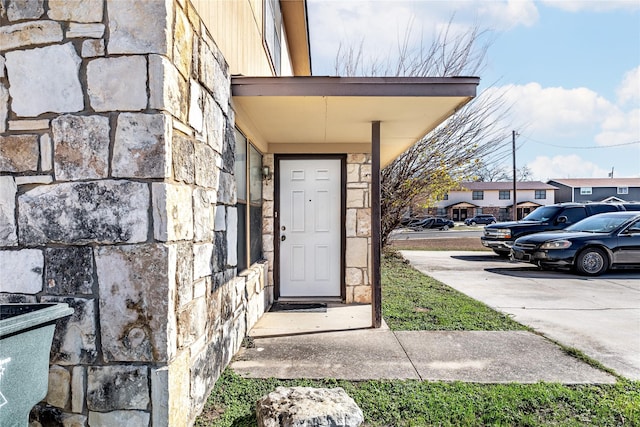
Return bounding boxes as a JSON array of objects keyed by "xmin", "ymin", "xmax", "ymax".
[{"xmin": 195, "ymin": 253, "xmax": 640, "ymax": 426}]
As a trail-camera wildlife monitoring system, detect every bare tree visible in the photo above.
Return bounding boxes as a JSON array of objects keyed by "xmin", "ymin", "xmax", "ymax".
[{"xmin": 334, "ymin": 19, "xmax": 515, "ymax": 246}]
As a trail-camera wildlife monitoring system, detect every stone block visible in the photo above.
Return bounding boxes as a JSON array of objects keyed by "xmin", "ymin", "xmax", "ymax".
[
  {"xmin": 175, "ymin": 242, "xmax": 193, "ymax": 307},
  {"xmin": 81, "ymin": 39, "xmax": 105, "ymax": 57},
  {"xmin": 0, "ymin": 134, "xmax": 39, "ymax": 173},
  {"xmin": 177, "ymin": 297, "xmax": 206, "ymax": 347},
  {"xmin": 345, "ymin": 209, "xmax": 357, "ymax": 237},
  {"xmin": 256, "ymin": 387, "xmax": 364, "ymax": 427},
  {"xmin": 346, "ymin": 238, "xmax": 368, "ymax": 268},
  {"xmin": 347, "ymin": 163, "xmax": 360, "ymax": 183},
  {"xmin": 66, "ymin": 23, "xmax": 105, "ymax": 38},
  {"xmin": 95, "ymin": 244, "xmax": 174, "ymax": 362},
  {"xmin": 172, "ymin": 133, "xmax": 195, "ymax": 184},
  {"xmin": 352, "ymin": 285, "xmax": 372, "ymax": 304},
  {"xmin": 41, "ymin": 296, "xmax": 97, "ymax": 365},
  {"xmin": 214, "ymin": 204, "xmax": 226, "ymax": 232},
  {"xmin": 0, "ymin": 20, "xmax": 61, "ymax": 51},
  {"xmin": 6, "ymin": 0, "xmax": 44, "ymax": 21},
  {"xmin": 46, "ymin": 365, "xmax": 70, "ymax": 409},
  {"xmin": 113, "ymin": 113, "xmax": 171, "ymax": 178},
  {"xmin": 217, "ymin": 171, "xmax": 236, "ymax": 205},
  {"xmin": 152, "ymin": 183, "xmax": 193, "ymax": 241},
  {"xmin": 347, "ymin": 189, "xmax": 365, "ymax": 208},
  {"xmin": 0, "ymin": 84, "xmax": 7, "ymax": 133},
  {"xmin": 87, "ymin": 56, "xmax": 147, "ymax": 112},
  {"xmin": 149, "ymin": 54, "xmax": 187, "ymax": 122},
  {"xmin": 5, "ymin": 43, "xmax": 83, "ymax": 117},
  {"xmin": 203, "ymin": 92, "xmax": 224, "ymax": 152},
  {"xmin": 0, "ymin": 294, "xmax": 36, "ymax": 303},
  {"xmin": 356, "ymin": 208, "xmax": 371, "ymax": 236},
  {"xmin": 44, "ymin": 246, "xmax": 94, "ymax": 294},
  {"xmin": 107, "ymin": 0, "xmax": 172, "ymax": 55},
  {"xmin": 199, "ymin": 38, "xmax": 229, "ymax": 111},
  {"xmin": 71, "ymin": 366, "xmax": 85, "ymax": 414},
  {"xmin": 88, "ymin": 411, "xmax": 149, "ymax": 426},
  {"xmin": 48, "ymin": 0, "xmax": 103, "ymax": 22},
  {"xmin": 87, "ymin": 366, "xmax": 149, "ymax": 411},
  {"xmin": 40, "ymin": 134, "xmax": 52, "ymax": 171},
  {"xmin": 345, "ymin": 267, "xmax": 363, "ymax": 286},
  {"xmin": 193, "ymin": 188, "xmax": 215, "ymax": 242},
  {"xmin": 173, "ymin": 3, "xmax": 193, "ymax": 79},
  {"xmin": 14, "ymin": 175, "xmax": 52, "ymax": 186},
  {"xmin": 0, "ymin": 176, "xmax": 17, "ymax": 246},
  {"xmin": 8, "ymin": 119, "xmax": 49, "ymax": 131},
  {"xmin": 226, "ymin": 207, "xmax": 237, "ymax": 266},
  {"xmin": 52, "ymin": 114, "xmax": 110, "ymax": 180},
  {"xmin": 194, "ymin": 143, "xmax": 218, "ymax": 188},
  {"xmin": 188, "ymin": 81, "xmax": 204, "ymax": 135},
  {"xmin": 193, "ymin": 242, "xmax": 213, "ymax": 280},
  {"xmin": 0, "ymin": 248, "xmax": 42, "ymax": 293},
  {"xmin": 18, "ymin": 180, "xmax": 149, "ymax": 245}
]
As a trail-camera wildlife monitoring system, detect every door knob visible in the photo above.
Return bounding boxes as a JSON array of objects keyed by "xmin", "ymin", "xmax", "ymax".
[{"xmin": 281, "ymin": 235, "xmax": 286, "ymax": 241}]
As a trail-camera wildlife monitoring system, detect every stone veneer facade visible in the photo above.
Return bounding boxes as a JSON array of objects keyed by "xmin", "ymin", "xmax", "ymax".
[{"xmin": 0, "ymin": 0, "xmax": 272, "ymax": 425}]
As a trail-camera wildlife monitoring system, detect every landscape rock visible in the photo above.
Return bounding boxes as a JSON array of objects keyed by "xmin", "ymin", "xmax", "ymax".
[{"xmin": 256, "ymin": 387, "xmax": 364, "ymax": 427}]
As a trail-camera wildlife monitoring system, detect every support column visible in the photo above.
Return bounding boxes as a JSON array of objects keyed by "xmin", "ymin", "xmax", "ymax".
[{"xmin": 371, "ymin": 121, "xmax": 382, "ymax": 328}]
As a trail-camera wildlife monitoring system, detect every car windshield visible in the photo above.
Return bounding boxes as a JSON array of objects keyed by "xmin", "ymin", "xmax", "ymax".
[
  {"xmin": 521, "ymin": 206, "xmax": 562, "ymax": 222},
  {"xmin": 566, "ymin": 214, "xmax": 634, "ymax": 233}
]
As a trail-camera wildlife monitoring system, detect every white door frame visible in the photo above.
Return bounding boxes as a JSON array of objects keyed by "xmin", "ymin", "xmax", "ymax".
[{"xmin": 274, "ymin": 155, "xmax": 346, "ymax": 300}]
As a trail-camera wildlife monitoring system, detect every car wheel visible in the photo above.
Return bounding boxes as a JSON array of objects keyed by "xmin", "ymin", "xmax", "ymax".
[
  {"xmin": 470, "ymin": 221, "xmax": 477, "ymax": 226},
  {"xmin": 442, "ymin": 225, "xmax": 449, "ymax": 231},
  {"xmin": 575, "ymin": 248, "xmax": 609, "ymax": 276}
]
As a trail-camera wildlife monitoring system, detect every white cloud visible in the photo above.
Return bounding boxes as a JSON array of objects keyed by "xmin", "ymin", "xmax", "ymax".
[
  {"xmin": 483, "ymin": 83, "xmax": 615, "ymax": 139},
  {"xmin": 595, "ymin": 108, "xmax": 640, "ymax": 146},
  {"xmin": 476, "ymin": 0, "xmax": 539, "ymax": 29},
  {"xmin": 527, "ymin": 154, "xmax": 610, "ymax": 181},
  {"xmin": 617, "ymin": 66, "xmax": 640, "ymax": 106},
  {"xmin": 542, "ymin": 0, "xmax": 640, "ymax": 12}
]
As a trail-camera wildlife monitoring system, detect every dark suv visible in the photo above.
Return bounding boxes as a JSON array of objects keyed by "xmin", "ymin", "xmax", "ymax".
[
  {"xmin": 464, "ymin": 214, "xmax": 497, "ymax": 225},
  {"xmin": 481, "ymin": 203, "xmax": 626, "ymax": 257}
]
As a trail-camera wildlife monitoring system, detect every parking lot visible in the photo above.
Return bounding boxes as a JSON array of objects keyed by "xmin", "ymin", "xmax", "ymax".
[{"xmin": 401, "ymin": 250, "xmax": 640, "ymax": 380}]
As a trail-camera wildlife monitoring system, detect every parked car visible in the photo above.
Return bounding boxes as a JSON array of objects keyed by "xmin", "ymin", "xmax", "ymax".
[
  {"xmin": 481, "ymin": 202, "xmax": 626, "ymax": 257},
  {"xmin": 409, "ymin": 217, "xmax": 455, "ymax": 231},
  {"xmin": 511, "ymin": 211, "xmax": 640, "ymax": 276},
  {"xmin": 464, "ymin": 214, "xmax": 497, "ymax": 226},
  {"xmin": 400, "ymin": 216, "xmax": 433, "ymax": 228}
]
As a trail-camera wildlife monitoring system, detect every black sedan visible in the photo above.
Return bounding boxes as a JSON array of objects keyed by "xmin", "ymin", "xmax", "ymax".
[
  {"xmin": 511, "ymin": 212, "xmax": 640, "ymax": 276},
  {"xmin": 409, "ymin": 217, "xmax": 455, "ymax": 231}
]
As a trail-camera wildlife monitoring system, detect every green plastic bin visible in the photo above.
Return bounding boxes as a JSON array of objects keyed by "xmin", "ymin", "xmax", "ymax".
[{"xmin": 0, "ymin": 303, "xmax": 74, "ymax": 427}]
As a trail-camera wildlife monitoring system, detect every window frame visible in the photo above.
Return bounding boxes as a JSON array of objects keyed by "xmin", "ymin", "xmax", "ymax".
[
  {"xmin": 580, "ymin": 187, "xmax": 593, "ymax": 195},
  {"xmin": 535, "ymin": 190, "xmax": 546, "ymax": 199},
  {"xmin": 618, "ymin": 186, "xmax": 629, "ymax": 195},
  {"xmin": 263, "ymin": 0, "xmax": 282, "ymax": 76},
  {"xmin": 472, "ymin": 190, "xmax": 484, "ymax": 200},
  {"xmin": 499, "ymin": 190, "xmax": 510, "ymax": 200},
  {"xmin": 235, "ymin": 128, "xmax": 264, "ymax": 272}
]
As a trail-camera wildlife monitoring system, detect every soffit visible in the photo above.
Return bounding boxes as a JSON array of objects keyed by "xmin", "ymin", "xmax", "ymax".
[{"xmin": 232, "ymin": 76, "xmax": 479, "ymax": 167}]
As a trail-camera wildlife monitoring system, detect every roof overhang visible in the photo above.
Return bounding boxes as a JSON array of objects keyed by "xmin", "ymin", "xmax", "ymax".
[
  {"xmin": 231, "ymin": 76, "xmax": 479, "ymax": 168},
  {"xmin": 280, "ymin": 0, "xmax": 311, "ymax": 76}
]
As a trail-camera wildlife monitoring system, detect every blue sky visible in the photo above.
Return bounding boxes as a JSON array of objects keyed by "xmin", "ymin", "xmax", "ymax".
[{"xmin": 307, "ymin": 0, "xmax": 640, "ymax": 181}]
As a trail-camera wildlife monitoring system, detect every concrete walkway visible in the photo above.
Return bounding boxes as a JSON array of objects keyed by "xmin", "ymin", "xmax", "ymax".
[{"xmin": 230, "ymin": 304, "xmax": 616, "ymax": 384}]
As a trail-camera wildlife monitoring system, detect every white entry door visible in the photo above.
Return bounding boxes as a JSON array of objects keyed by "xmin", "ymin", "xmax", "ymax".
[{"xmin": 279, "ymin": 159, "xmax": 342, "ymax": 297}]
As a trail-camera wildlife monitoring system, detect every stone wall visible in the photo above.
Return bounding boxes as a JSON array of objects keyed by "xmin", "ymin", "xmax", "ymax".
[
  {"xmin": 0, "ymin": 0, "xmax": 270, "ymax": 425},
  {"xmin": 345, "ymin": 154, "xmax": 372, "ymax": 303}
]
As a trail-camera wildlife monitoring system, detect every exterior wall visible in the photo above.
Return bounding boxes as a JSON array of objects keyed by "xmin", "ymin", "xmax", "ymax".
[
  {"xmin": 0, "ymin": 1, "xmax": 270, "ymax": 425},
  {"xmin": 572, "ymin": 186, "xmax": 640, "ymax": 203},
  {"xmin": 192, "ymin": 0, "xmax": 293, "ymax": 77},
  {"xmin": 345, "ymin": 154, "xmax": 372, "ymax": 304},
  {"xmin": 549, "ymin": 182, "xmax": 574, "ymax": 203}
]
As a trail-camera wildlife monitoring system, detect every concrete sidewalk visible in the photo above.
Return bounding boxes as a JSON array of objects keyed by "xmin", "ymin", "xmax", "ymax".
[{"xmin": 230, "ymin": 305, "xmax": 616, "ymax": 384}]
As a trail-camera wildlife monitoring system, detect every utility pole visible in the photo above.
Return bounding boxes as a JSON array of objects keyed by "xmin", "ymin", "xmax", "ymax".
[
  {"xmin": 609, "ymin": 167, "xmax": 614, "ymax": 178},
  {"xmin": 512, "ymin": 130, "xmax": 518, "ymax": 221}
]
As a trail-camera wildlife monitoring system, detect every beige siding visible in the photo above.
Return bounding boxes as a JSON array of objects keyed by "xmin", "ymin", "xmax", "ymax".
[{"xmin": 193, "ymin": 0, "xmax": 285, "ymax": 76}]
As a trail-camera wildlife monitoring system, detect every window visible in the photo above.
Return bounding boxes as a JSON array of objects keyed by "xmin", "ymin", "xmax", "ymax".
[
  {"xmin": 499, "ymin": 190, "xmax": 510, "ymax": 200},
  {"xmin": 562, "ymin": 207, "xmax": 587, "ymax": 224},
  {"xmin": 235, "ymin": 129, "xmax": 264, "ymax": 271},
  {"xmin": 472, "ymin": 191, "xmax": 484, "ymax": 200},
  {"xmin": 436, "ymin": 208, "xmax": 446, "ymax": 216},
  {"xmin": 476, "ymin": 208, "xmax": 483, "ymax": 215},
  {"xmin": 263, "ymin": 0, "xmax": 282, "ymax": 75},
  {"xmin": 580, "ymin": 187, "xmax": 592, "ymax": 195},
  {"xmin": 443, "ymin": 193, "xmax": 448, "ymax": 200},
  {"xmin": 535, "ymin": 190, "xmax": 546, "ymax": 199},
  {"xmin": 618, "ymin": 187, "xmax": 629, "ymax": 195}
]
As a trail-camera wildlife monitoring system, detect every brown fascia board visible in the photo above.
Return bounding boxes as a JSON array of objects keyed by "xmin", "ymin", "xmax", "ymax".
[
  {"xmin": 280, "ymin": 0, "xmax": 312, "ymax": 76},
  {"xmin": 231, "ymin": 76, "xmax": 480, "ymax": 97}
]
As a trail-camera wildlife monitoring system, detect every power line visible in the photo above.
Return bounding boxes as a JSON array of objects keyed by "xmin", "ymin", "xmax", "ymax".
[{"xmin": 522, "ymin": 136, "xmax": 640, "ymax": 149}]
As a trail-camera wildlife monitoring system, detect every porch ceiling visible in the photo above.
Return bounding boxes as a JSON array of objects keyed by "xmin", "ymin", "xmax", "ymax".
[{"xmin": 231, "ymin": 76, "xmax": 479, "ymax": 168}]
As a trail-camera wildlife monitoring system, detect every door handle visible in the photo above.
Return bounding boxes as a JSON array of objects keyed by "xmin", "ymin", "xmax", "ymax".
[{"xmin": 281, "ymin": 235, "xmax": 286, "ymax": 241}]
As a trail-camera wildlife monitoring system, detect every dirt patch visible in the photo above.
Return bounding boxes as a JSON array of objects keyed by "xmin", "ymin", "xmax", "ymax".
[{"xmin": 388, "ymin": 237, "xmax": 490, "ymax": 252}]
